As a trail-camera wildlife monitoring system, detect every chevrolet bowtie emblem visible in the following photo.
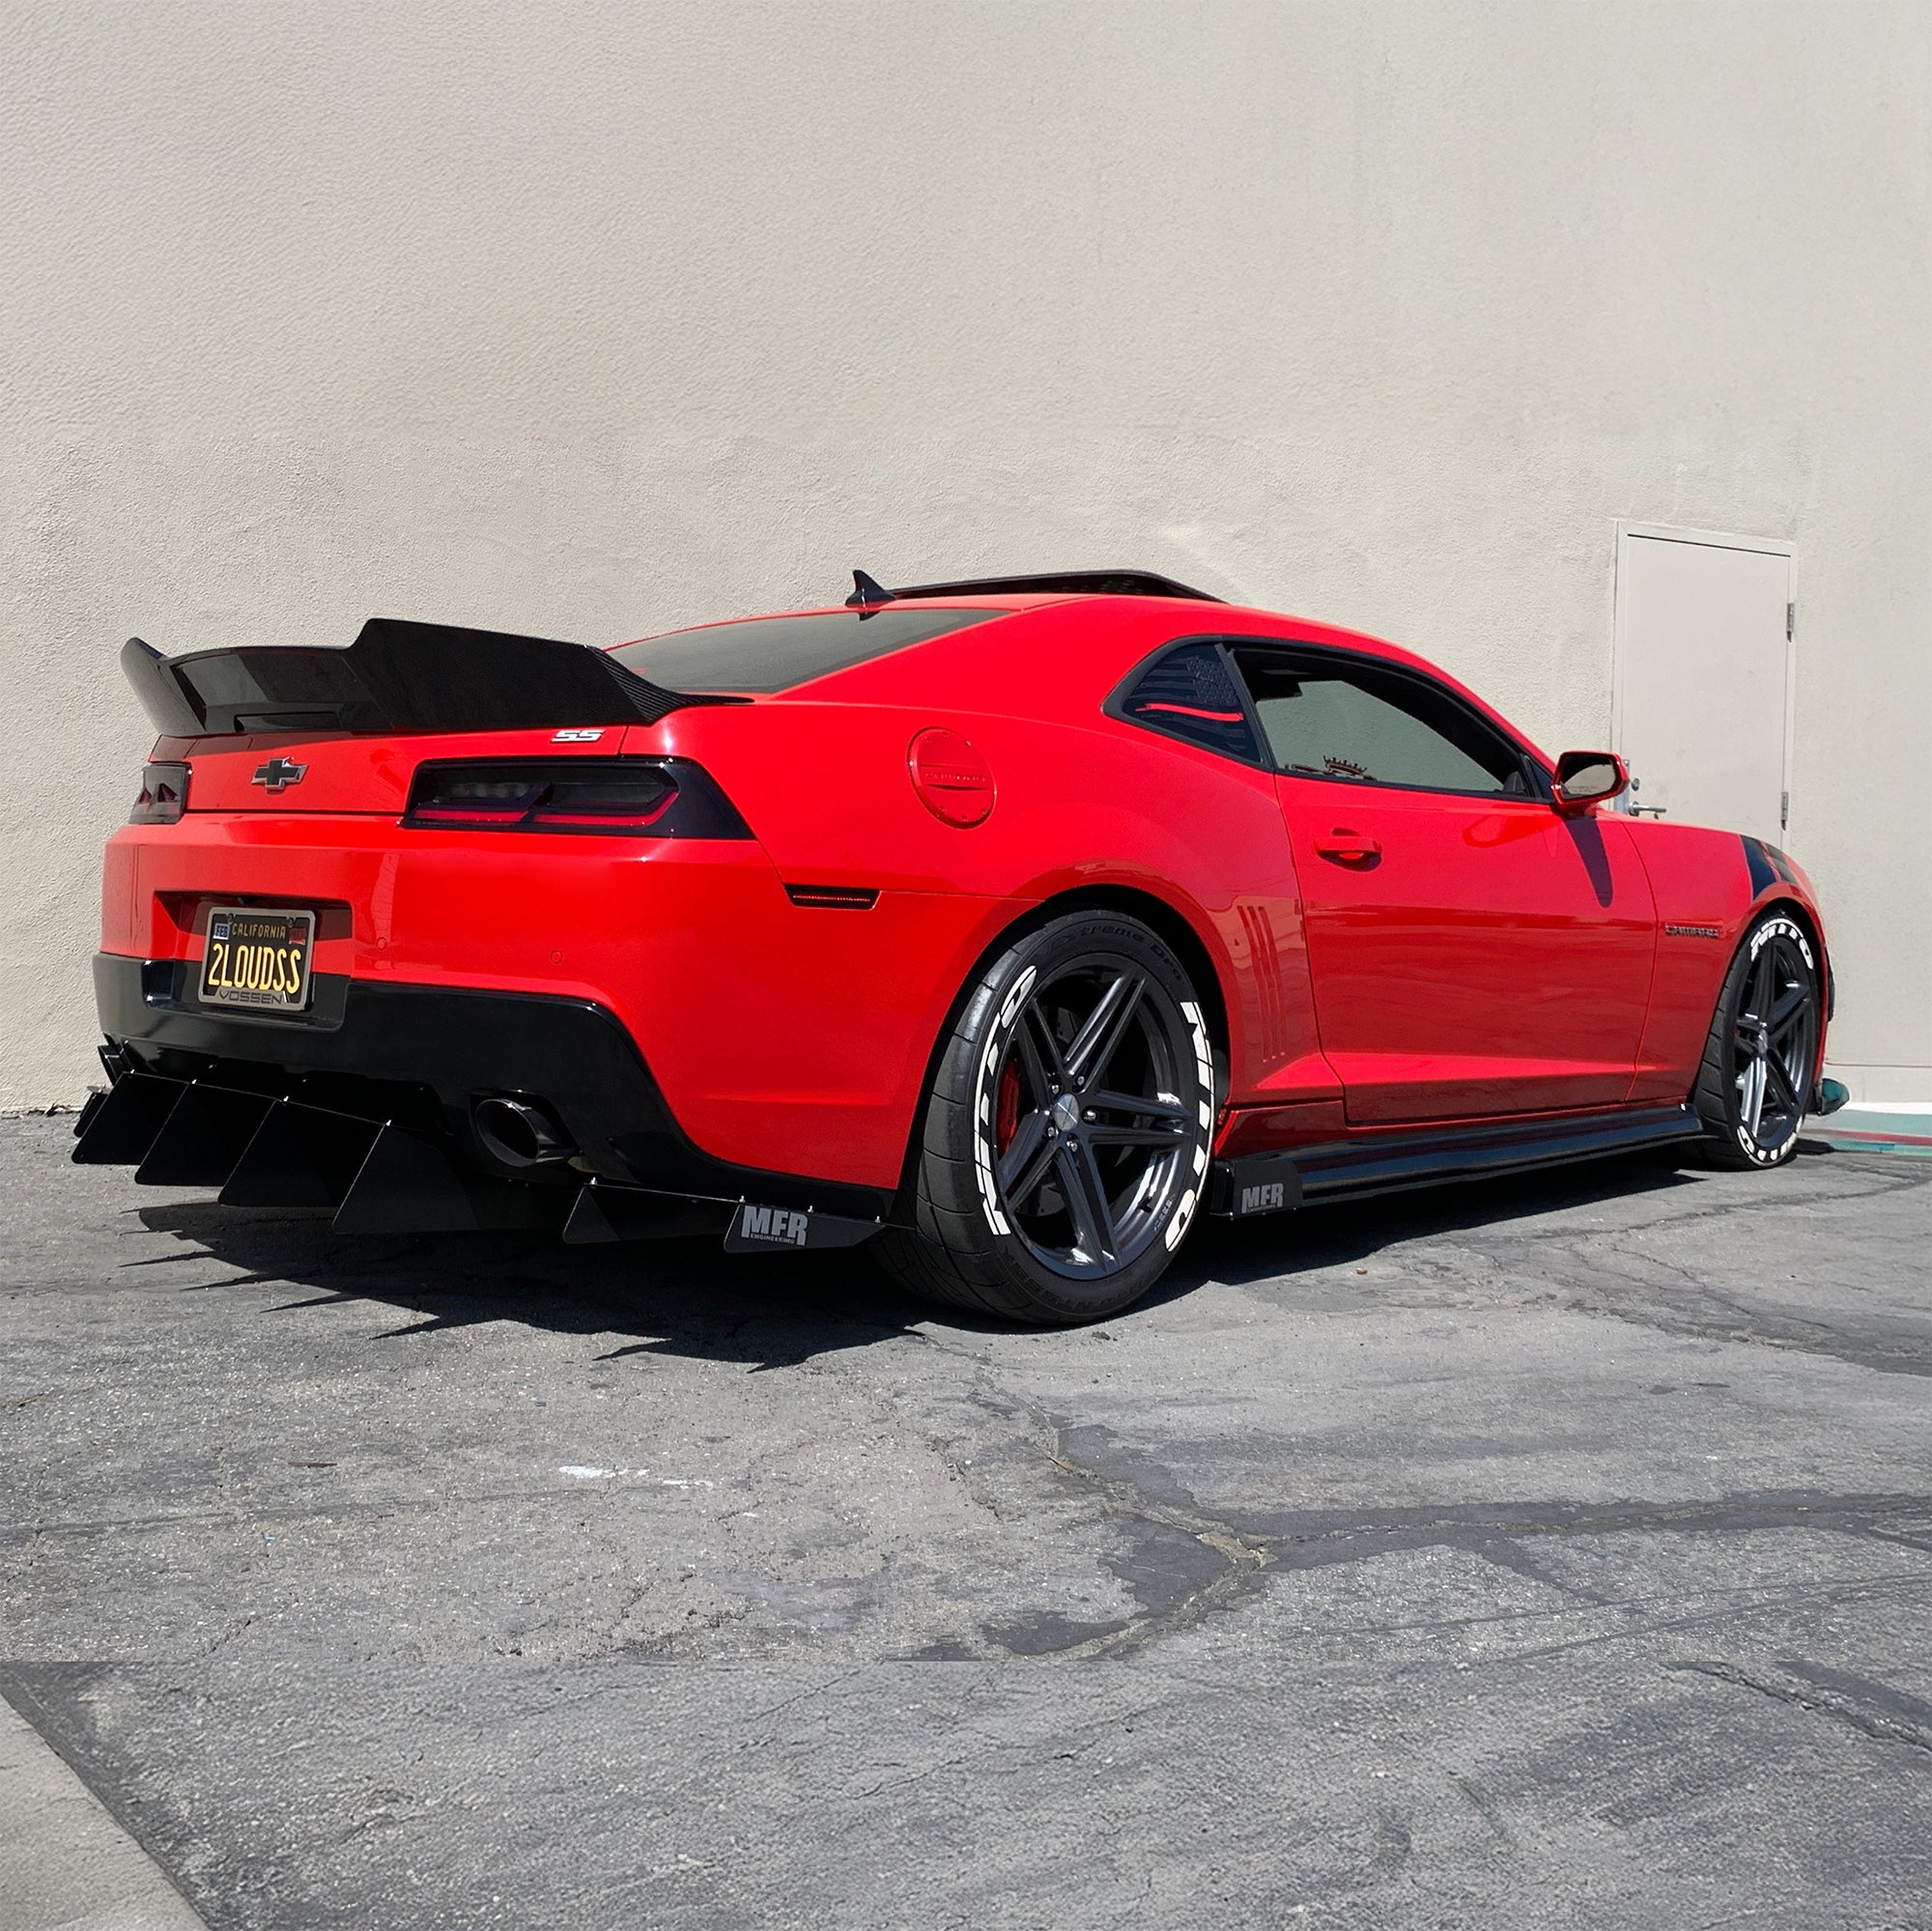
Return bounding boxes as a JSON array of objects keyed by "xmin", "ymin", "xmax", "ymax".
[{"xmin": 252, "ymin": 756, "xmax": 308, "ymax": 791}]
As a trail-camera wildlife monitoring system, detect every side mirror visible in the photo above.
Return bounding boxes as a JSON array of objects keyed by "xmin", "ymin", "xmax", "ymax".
[{"xmin": 1552, "ymin": 750, "xmax": 1630, "ymax": 812}]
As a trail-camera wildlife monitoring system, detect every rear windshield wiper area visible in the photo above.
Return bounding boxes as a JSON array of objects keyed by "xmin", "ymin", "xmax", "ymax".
[{"xmin": 121, "ymin": 618, "xmax": 743, "ymax": 738}]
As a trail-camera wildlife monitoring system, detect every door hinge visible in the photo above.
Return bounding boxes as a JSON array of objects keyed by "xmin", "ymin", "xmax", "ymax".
[
  {"xmin": 1787, "ymin": 602, "xmax": 1796, "ymax": 640},
  {"xmin": 1781, "ymin": 788, "xmax": 1790, "ymax": 829}
]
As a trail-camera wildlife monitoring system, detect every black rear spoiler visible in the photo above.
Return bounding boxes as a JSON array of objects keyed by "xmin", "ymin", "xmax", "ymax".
[
  {"xmin": 845, "ymin": 567, "xmax": 1224, "ymax": 607},
  {"xmin": 121, "ymin": 617, "xmax": 735, "ymax": 739}
]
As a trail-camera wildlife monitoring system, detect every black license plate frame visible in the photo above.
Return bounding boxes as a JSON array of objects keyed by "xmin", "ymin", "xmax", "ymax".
[{"xmin": 198, "ymin": 905, "xmax": 317, "ymax": 1011}]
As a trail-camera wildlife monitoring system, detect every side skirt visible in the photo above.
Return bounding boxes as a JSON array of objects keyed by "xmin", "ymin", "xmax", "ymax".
[{"xmin": 1208, "ymin": 1102, "xmax": 1704, "ymax": 1220}]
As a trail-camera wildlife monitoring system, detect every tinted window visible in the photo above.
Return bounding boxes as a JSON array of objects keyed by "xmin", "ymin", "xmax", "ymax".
[
  {"xmin": 1119, "ymin": 643, "xmax": 1263, "ymax": 762},
  {"xmin": 1231, "ymin": 647, "xmax": 1530, "ymax": 795},
  {"xmin": 609, "ymin": 608, "xmax": 1009, "ymax": 695}
]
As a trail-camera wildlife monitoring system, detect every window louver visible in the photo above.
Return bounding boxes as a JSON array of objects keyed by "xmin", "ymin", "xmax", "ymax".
[{"xmin": 1119, "ymin": 643, "xmax": 1262, "ymax": 763}]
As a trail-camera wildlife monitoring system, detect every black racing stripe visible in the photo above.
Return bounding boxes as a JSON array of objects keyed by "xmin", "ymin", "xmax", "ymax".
[
  {"xmin": 1765, "ymin": 841, "xmax": 1798, "ymax": 885},
  {"xmin": 1743, "ymin": 836, "xmax": 1777, "ymax": 896}
]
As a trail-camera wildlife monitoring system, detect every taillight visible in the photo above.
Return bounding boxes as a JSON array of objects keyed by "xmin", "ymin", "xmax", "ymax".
[
  {"xmin": 403, "ymin": 758, "xmax": 752, "ymax": 838},
  {"xmin": 130, "ymin": 760, "xmax": 189, "ymax": 824}
]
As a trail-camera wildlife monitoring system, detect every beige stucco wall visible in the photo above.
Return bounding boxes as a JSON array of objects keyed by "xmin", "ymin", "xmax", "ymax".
[{"xmin": 3, "ymin": 0, "xmax": 1927, "ymax": 1109}]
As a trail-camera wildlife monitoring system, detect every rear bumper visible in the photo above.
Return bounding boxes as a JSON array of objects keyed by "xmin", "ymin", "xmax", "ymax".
[
  {"xmin": 93, "ymin": 951, "xmax": 894, "ymax": 1218},
  {"xmin": 102, "ymin": 817, "xmax": 1013, "ymax": 1188}
]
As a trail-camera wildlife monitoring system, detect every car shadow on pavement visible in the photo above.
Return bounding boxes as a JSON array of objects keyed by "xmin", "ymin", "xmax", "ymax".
[
  {"xmin": 131, "ymin": 1197, "xmax": 937, "ymax": 1370},
  {"xmin": 1169, "ymin": 1147, "xmax": 1714, "ymax": 1299},
  {"xmin": 128, "ymin": 1146, "xmax": 1735, "ymax": 1363}
]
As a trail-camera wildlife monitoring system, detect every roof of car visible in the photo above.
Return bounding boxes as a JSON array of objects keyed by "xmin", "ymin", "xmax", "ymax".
[{"xmin": 604, "ymin": 589, "xmax": 1549, "ymax": 766}]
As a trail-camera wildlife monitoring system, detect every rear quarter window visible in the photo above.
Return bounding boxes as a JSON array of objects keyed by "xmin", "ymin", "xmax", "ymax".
[{"xmin": 1113, "ymin": 642, "xmax": 1264, "ymax": 763}]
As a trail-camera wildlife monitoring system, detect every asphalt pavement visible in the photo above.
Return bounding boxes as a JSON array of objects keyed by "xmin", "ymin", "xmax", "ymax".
[{"xmin": 1, "ymin": 1113, "xmax": 1928, "ymax": 1930}]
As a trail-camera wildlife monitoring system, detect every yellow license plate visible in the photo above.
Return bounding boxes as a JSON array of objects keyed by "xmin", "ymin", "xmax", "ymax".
[{"xmin": 199, "ymin": 905, "xmax": 316, "ymax": 1010}]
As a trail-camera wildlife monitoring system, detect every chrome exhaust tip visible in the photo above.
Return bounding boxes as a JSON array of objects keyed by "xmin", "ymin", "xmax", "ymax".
[{"xmin": 472, "ymin": 1095, "xmax": 575, "ymax": 1169}]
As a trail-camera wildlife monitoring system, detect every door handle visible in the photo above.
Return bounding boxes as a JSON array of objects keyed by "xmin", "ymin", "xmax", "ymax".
[{"xmin": 1313, "ymin": 829, "xmax": 1381, "ymax": 864}]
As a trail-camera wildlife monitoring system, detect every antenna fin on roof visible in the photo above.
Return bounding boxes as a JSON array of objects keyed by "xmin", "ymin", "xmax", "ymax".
[{"xmin": 846, "ymin": 570, "xmax": 896, "ymax": 608}]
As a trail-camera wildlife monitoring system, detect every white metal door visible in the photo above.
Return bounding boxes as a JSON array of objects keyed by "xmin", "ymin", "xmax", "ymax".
[{"xmin": 1612, "ymin": 526, "xmax": 1796, "ymax": 844}]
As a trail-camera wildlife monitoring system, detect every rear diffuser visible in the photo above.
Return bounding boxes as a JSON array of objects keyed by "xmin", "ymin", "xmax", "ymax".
[
  {"xmin": 562, "ymin": 1182, "xmax": 735, "ymax": 1246},
  {"xmin": 332, "ymin": 1125, "xmax": 565, "ymax": 1235},
  {"xmin": 134, "ymin": 1083, "xmax": 276, "ymax": 1187},
  {"xmin": 71, "ymin": 1072, "xmax": 185, "ymax": 1167},
  {"xmin": 219, "ymin": 1100, "xmax": 382, "ymax": 1211}
]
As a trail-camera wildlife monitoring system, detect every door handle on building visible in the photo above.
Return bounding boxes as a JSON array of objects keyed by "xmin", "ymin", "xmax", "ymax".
[{"xmin": 1313, "ymin": 829, "xmax": 1381, "ymax": 863}]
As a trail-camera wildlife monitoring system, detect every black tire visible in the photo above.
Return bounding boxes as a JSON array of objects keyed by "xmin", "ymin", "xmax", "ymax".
[
  {"xmin": 1693, "ymin": 907, "xmax": 1821, "ymax": 1170},
  {"xmin": 876, "ymin": 911, "xmax": 1214, "ymax": 1324}
]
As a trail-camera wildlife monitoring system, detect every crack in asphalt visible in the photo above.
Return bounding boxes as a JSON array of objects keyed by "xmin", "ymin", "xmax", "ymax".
[
  {"xmin": 996, "ymin": 1418, "xmax": 1932, "ymax": 1659},
  {"xmin": 1244, "ymin": 1491, "xmax": 1932, "ymax": 1562},
  {"xmin": 1666, "ymin": 1657, "xmax": 1932, "ymax": 1760},
  {"xmin": 879, "ymin": 1330, "xmax": 1285, "ymax": 1663},
  {"xmin": 1240, "ymin": 1162, "xmax": 1932, "ymax": 1377},
  {"xmin": 1211, "ymin": 1157, "xmax": 1924, "ymax": 1283},
  {"xmin": 1555, "ymin": 1235, "xmax": 1932, "ymax": 1377},
  {"xmin": 1293, "ymin": 1569, "xmax": 1932, "ymax": 1661},
  {"xmin": 895, "ymin": 1309, "xmax": 1932, "ymax": 1665},
  {"xmin": 1359, "ymin": 1222, "xmax": 1932, "ymax": 1377},
  {"xmin": 1030, "ymin": 1414, "xmax": 1277, "ymax": 1661}
]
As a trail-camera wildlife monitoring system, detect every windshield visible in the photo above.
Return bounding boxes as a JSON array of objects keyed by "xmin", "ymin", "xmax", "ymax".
[{"xmin": 609, "ymin": 608, "xmax": 1010, "ymax": 695}]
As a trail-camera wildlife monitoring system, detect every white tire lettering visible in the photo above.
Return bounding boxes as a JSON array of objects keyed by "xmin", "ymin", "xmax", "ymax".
[
  {"xmin": 969, "ymin": 946, "xmax": 1211, "ymax": 1267},
  {"xmin": 1734, "ymin": 915, "xmax": 1813, "ymax": 1163}
]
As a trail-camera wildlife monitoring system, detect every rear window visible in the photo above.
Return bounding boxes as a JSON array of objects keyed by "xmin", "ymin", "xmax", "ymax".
[{"xmin": 608, "ymin": 608, "xmax": 1009, "ymax": 695}]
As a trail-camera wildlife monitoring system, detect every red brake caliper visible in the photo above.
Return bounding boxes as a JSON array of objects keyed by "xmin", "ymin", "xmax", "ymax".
[{"xmin": 995, "ymin": 1059, "xmax": 1021, "ymax": 1157}]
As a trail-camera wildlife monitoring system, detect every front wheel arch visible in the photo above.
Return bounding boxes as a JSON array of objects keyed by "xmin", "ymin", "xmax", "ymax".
[
  {"xmin": 1693, "ymin": 904, "xmax": 1823, "ymax": 1168},
  {"xmin": 1756, "ymin": 895, "xmax": 1832, "ymax": 1038}
]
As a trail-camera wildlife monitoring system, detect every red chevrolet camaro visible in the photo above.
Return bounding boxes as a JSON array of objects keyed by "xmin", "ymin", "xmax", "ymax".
[{"xmin": 77, "ymin": 568, "xmax": 1836, "ymax": 1322}]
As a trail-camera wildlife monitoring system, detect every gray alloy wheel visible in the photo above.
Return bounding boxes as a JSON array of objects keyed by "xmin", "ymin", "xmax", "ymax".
[
  {"xmin": 985, "ymin": 951, "xmax": 1196, "ymax": 1280},
  {"xmin": 876, "ymin": 911, "xmax": 1214, "ymax": 1323},
  {"xmin": 1694, "ymin": 909, "xmax": 1821, "ymax": 1170}
]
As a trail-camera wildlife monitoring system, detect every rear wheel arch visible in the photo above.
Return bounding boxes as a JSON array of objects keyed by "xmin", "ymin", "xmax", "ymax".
[
  {"xmin": 1025, "ymin": 886, "xmax": 1231, "ymax": 1062},
  {"xmin": 889, "ymin": 883, "xmax": 1231, "ymax": 1218},
  {"xmin": 878, "ymin": 902, "xmax": 1217, "ymax": 1320}
]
